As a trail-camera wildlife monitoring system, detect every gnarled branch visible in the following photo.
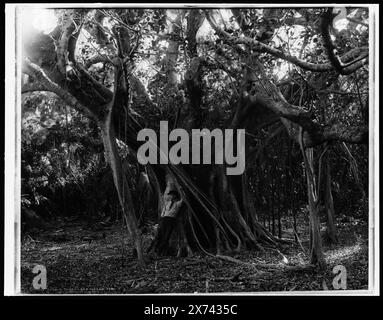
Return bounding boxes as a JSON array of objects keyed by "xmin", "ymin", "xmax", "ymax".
[
  {"xmin": 22, "ymin": 58, "xmax": 96, "ymax": 120},
  {"xmin": 320, "ymin": 8, "xmax": 368, "ymax": 75},
  {"xmin": 205, "ymin": 10, "xmax": 368, "ymax": 74}
]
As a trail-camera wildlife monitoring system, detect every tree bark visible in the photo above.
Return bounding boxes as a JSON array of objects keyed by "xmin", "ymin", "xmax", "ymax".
[
  {"xmin": 100, "ymin": 102, "xmax": 145, "ymax": 265},
  {"xmin": 323, "ymin": 151, "xmax": 338, "ymax": 245},
  {"xmin": 299, "ymin": 132, "xmax": 326, "ymax": 269}
]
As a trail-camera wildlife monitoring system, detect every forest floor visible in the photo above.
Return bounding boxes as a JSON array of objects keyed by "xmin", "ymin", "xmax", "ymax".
[{"xmin": 21, "ymin": 215, "xmax": 369, "ymax": 294}]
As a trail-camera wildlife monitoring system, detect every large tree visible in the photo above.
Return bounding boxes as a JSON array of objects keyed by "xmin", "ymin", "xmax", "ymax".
[{"xmin": 21, "ymin": 7, "xmax": 369, "ymax": 267}]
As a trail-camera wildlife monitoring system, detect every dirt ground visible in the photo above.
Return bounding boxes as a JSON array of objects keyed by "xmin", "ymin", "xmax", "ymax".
[{"xmin": 21, "ymin": 216, "xmax": 369, "ymax": 294}]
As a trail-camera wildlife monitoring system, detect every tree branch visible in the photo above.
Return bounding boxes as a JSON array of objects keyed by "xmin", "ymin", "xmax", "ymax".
[
  {"xmin": 205, "ymin": 10, "xmax": 368, "ymax": 74},
  {"xmin": 347, "ymin": 17, "xmax": 369, "ymax": 28},
  {"xmin": 54, "ymin": 11, "xmax": 81, "ymax": 74},
  {"xmin": 86, "ymin": 10, "xmax": 113, "ymax": 49},
  {"xmin": 23, "ymin": 58, "xmax": 96, "ymax": 120},
  {"xmin": 321, "ymin": 8, "xmax": 369, "ymax": 75},
  {"xmin": 322, "ymin": 123, "xmax": 368, "ymax": 145},
  {"xmin": 85, "ymin": 54, "xmax": 111, "ymax": 68},
  {"xmin": 21, "ymin": 82, "xmax": 50, "ymax": 94},
  {"xmin": 239, "ymin": 91, "xmax": 368, "ymax": 147}
]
